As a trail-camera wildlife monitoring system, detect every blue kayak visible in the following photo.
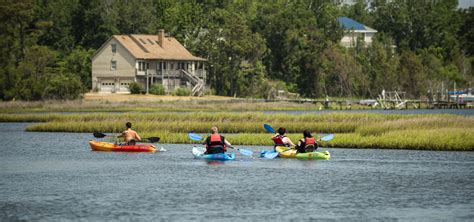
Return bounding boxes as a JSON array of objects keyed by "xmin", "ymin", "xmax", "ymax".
[{"xmin": 192, "ymin": 147, "xmax": 235, "ymax": 161}]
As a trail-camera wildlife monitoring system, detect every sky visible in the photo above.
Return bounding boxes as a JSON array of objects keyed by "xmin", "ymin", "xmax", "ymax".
[{"xmin": 458, "ymin": 0, "xmax": 474, "ymax": 8}]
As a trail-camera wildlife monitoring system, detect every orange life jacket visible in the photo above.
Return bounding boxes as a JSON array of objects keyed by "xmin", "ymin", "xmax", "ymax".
[
  {"xmin": 207, "ymin": 134, "xmax": 227, "ymax": 151},
  {"xmin": 305, "ymin": 137, "xmax": 316, "ymax": 146},
  {"xmin": 301, "ymin": 137, "xmax": 317, "ymax": 152}
]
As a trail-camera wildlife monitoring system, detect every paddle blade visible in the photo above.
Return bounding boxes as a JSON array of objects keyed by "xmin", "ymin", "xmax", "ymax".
[
  {"xmin": 147, "ymin": 137, "xmax": 160, "ymax": 143},
  {"xmin": 263, "ymin": 151, "xmax": 279, "ymax": 159},
  {"xmin": 263, "ymin": 124, "xmax": 275, "ymax": 133},
  {"xmin": 321, "ymin": 134, "xmax": 334, "ymax": 141},
  {"xmin": 93, "ymin": 132, "xmax": 107, "ymax": 138},
  {"xmin": 238, "ymin": 148, "xmax": 254, "ymax": 157},
  {"xmin": 188, "ymin": 133, "xmax": 203, "ymax": 141}
]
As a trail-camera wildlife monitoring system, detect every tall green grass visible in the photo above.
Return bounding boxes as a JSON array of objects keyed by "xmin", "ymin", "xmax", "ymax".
[{"xmin": 4, "ymin": 111, "xmax": 472, "ymax": 151}]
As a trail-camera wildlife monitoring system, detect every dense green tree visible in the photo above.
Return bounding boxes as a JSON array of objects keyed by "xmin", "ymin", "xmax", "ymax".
[
  {"xmin": 199, "ymin": 8, "xmax": 266, "ymax": 97},
  {"xmin": 356, "ymin": 34, "xmax": 399, "ymax": 97},
  {"xmin": 458, "ymin": 7, "xmax": 474, "ymax": 56},
  {"xmin": 35, "ymin": 0, "xmax": 79, "ymax": 52},
  {"xmin": 44, "ymin": 73, "xmax": 83, "ymax": 100},
  {"xmin": 0, "ymin": 0, "xmax": 472, "ymax": 100},
  {"xmin": 58, "ymin": 47, "xmax": 94, "ymax": 90},
  {"xmin": 398, "ymin": 51, "xmax": 427, "ymax": 98}
]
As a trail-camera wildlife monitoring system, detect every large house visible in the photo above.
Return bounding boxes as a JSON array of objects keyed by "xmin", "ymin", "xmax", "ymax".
[
  {"xmin": 337, "ymin": 17, "xmax": 377, "ymax": 48},
  {"xmin": 91, "ymin": 30, "xmax": 207, "ymax": 95}
]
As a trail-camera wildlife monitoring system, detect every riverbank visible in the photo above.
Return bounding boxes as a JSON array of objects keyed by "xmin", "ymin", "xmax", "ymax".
[
  {"xmin": 4, "ymin": 93, "xmax": 470, "ymax": 113},
  {"xmin": 1, "ymin": 111, "xmax": 472, "ymax": 151}
]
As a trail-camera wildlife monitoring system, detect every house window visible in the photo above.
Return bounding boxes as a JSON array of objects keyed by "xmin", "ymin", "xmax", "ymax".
[
  {"xmin": 171, "ymin": 63, "xmax": 174, "ymax": 70},
  {"xmin": 111, "ymin": 44, "xmax": 116, "ymax": 53},
  {"xmin": 138, "ymin": 61, "xmax": 149, "ymax": 71},
  {"xmin": 111, "ymin": 60, "xmax": 117, "ymax": 70}
]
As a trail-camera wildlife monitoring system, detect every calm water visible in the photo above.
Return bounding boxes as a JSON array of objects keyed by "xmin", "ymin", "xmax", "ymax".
[{"xmin": 1, "ymin": 123, "xmax": 473, "ymax": 221}]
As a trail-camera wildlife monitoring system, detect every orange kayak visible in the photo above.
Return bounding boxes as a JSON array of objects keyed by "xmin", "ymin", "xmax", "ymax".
[{"xmin": 89, "ymin": 140, "xmax": 156, "ymax": 152}]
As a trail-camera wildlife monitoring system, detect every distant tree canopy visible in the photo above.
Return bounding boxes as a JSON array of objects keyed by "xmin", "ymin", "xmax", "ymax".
[{"xmin": 0, "ymin": 0, "xmax": 472, "ymax": 100}]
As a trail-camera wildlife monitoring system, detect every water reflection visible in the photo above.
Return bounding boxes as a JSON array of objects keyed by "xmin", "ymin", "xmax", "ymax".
[{"xmin": 1, "ymin": 123, "xmax": 473, "ymax": 221}]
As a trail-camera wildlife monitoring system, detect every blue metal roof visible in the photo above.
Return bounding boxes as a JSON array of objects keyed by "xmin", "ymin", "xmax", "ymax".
[{"xmin": 337, "ymin": 17, "xmax": 366, "ymax": 30}]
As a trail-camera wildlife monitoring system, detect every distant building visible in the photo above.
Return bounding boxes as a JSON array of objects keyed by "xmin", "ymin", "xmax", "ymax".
[
  {"xmin": 91, "ymin": 30, "xmax": 206, "ymax": 95},
  {"xmin": 337, "ymin": 17, "xmax": 377, "ymax": 48}
]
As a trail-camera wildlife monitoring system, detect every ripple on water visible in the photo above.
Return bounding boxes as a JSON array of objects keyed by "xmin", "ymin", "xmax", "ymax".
[{"xmin": 0, "ymin": 123, "xmax": 473, "ymax": 221}]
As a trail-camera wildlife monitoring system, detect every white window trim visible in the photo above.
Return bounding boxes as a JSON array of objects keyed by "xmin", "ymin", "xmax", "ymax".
[{"xmin": 111, "ymin": 60, "xmax": 117, "ymax": 70}]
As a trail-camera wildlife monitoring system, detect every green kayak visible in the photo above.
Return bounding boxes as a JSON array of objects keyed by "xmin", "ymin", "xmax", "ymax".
[{"xmin": 275, "ymin": 146, "xmax": 330, "ymax": 160}]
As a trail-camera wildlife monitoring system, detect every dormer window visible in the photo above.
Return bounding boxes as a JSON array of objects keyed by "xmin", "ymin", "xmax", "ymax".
[{"xmin": 111, "ymin": 44, "xmax": 116, "ymax": 53}]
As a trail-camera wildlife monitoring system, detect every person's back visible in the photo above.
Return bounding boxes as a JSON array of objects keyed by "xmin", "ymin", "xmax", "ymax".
[
  {"xmin": 121, "ymin": 122, "xmax": 141, "ymax": 145},
  {"xmin": 204, "ymin": 127, "xmax": 231, "ymax": 154},
  {"xmin": 272, "ymin": 127, "xmax": 295, "ymax": 149},
  {"xmin": 296, "ymin": 130, "xmax": 318, "ymax": 153}
]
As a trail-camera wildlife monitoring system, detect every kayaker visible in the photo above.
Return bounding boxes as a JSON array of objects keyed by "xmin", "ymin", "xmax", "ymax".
[
  {"xmin": 118, "ymin": 122, "xmax": 141, "ymax": 145},
  {"xmin": 295, "ymin": 130, "xmax": 319, "ymax": 153},
  {"xmin": 203, "ymin": 126, "xmax": 232, "ymax": 154},
  {"xmin": 272, "ymin": 127, "xmax": 295, "ymax": 149}
]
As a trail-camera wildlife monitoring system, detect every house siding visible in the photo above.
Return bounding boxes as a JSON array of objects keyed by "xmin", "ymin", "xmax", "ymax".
[
  {"xmin": 91, "ymin": 33, "xmax": 207, "ymax": 95},
  {"xmin": 92, "ymin": 38, "xmax": 136, "ymax": 92}
]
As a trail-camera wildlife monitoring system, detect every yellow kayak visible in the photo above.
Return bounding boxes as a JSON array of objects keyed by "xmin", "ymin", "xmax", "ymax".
[{"xmin": 275, "ymin": 146, "xmax": 330, "ymax": 160}]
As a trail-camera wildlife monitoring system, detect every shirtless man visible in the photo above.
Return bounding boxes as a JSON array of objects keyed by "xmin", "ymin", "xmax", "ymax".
[{"xmin": 119, "ymin": 122, "xmax": 141, "ymax": 145}]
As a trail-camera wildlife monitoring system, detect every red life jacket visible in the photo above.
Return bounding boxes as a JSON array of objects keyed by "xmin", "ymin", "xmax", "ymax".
[
  {"xmin": 305, "ymin": 137, "xmax": 316, "ymax": 146},
  {"xmin": 207, "ymin": 134, "xmax": 227, "ymax": 151},
  {"xmin": 272, "ymin": 135, "xmax": 286, "ymax": 146}
]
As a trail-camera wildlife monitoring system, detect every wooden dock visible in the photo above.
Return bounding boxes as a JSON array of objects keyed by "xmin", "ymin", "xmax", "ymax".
[{"xmin": 263, "ymin": 98, "xmax": 472, "ymax": 109}]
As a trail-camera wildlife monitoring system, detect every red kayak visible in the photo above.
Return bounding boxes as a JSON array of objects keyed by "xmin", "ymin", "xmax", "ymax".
[{"xmin": 89, "ymin": 140, "xmax": 156, "ymax": 152}]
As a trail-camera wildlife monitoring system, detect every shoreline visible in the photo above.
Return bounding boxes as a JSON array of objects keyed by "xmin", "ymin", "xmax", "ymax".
[{"xmin": 0, "ymin": 111, "xmax": 472, "ymax": 151}]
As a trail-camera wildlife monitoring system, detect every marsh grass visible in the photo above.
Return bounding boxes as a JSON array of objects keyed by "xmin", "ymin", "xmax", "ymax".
[
  {"xmin": 0, "ymin": 99, "xmax": 424, "ymax": 113},
  {"xmin": 5, "ymin": 111, "xmax": 472, "ymax": 151}
]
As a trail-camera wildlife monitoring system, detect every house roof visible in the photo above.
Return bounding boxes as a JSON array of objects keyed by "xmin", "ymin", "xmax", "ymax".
[
  {"xmin": 337, "ymin": 17, "xmax": 377, "ymax": 33},
  {"xmin": 95, "ymin": 34, "xmax": 206, "ymax": 61}
]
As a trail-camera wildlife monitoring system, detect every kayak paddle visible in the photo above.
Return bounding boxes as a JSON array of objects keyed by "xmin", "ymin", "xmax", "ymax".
[
  {"xmin": 320, "ymin": 134, "xmax": 334, "ymax": 141},
  {"xmin": 93, "ymin": 132, "xmax": 160, "ymax": 143},
  {"xmin": 263, "ymin": 150, "xmax": 279, "ymax": 159},
  {"xmin": 263, "ymin": 123, "xmax": 275, "ymax": 133},
  {"xmin": 187, "ymin": 132, "xmax": 253, "ymax": 156},
  {"xmin": 261, "ymin": 124, "xmax": 280, "ymax": 159}
]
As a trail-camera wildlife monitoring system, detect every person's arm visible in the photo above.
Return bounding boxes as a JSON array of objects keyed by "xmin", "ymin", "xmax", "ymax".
[
  {"xmin": 296, "ymin": 139, "xmax": 302, "ymax": 147},
  {"xmin": 135, "ymin": 132, "xmax": 141, "ymax": 141},
  {"xmin": 202, "ymin": 137, "xmax": 209, "ymax": 145},
  {"xmin": 224, "ymin": 139, "xmax": 232, "ymax": 147},
  {"xmin": 286, "ymin": 137, "xmax": 296, "ymax": 148}
]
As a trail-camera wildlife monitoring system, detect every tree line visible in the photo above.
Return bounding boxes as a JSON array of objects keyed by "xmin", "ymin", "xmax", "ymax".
[{"xmin": 0, "ymin": 0, "xmax": 472, "ymax": 100}]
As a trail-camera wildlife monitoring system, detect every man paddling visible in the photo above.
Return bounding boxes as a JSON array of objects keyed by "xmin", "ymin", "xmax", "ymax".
[
  {"xmin": 119, "ymin": 122, "xmax": 141, "ymax": 145},
  {"xmin": 203, "ymin": 127, "xmax": 232, "ymax": 154}
]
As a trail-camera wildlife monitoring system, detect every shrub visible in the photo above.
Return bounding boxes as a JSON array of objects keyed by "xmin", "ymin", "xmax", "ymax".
[
  {"xmin": 128, "ymin": 82, "xmax": 142, "ymax": 94},
  {"xmin": 149, "ymin": 83, "xmax": 165, "ymax": 95},
  {"xmin": 203, "ymin": 88, "xmax": 215, "ymax": 96},
  {"xmin": 172, "ymin": 87, "xmax": 191, "ymax": 96},
  {"xmin": 44, "ymin": 74, "xmax": 83, "ymax": 100}
]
